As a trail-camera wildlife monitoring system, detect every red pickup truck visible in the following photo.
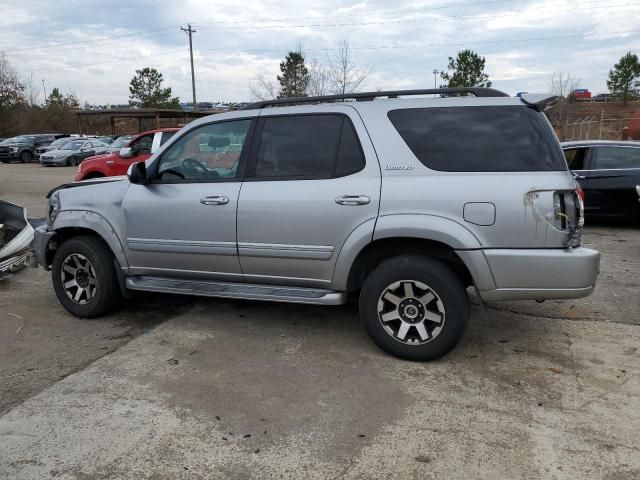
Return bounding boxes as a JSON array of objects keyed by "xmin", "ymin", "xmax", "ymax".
[{"xmin": 75, "ymin": 128, "xmax": 179, "ymax": 180}]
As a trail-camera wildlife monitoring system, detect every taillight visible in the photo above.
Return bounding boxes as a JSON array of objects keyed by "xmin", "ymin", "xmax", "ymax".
[{"xmin": 575, "ymin": 187, "xmax": 585, "ymax": 228}]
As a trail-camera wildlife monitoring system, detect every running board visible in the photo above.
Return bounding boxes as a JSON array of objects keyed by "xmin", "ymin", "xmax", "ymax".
[{"xmin": 125, "ymin": 276, "xmax": 347, "ymax": 305}]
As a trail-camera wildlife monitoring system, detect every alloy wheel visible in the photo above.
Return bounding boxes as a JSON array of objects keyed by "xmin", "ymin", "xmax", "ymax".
[
  {"xmin": 377, "ymin": 280, "xmax": 445, "ymax": 345},
  {"xmin": 60, "ymin": 253, "xmax": 97, "ymax": 304}
]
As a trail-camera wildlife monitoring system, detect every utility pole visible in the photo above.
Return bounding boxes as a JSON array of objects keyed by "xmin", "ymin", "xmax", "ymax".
[
  {"xmin": 181, "ymin": 24, "xmax": 197, "ymax": 110},
  {"xmin": 432, "ymin": 69, "xmax": 439, "ymax": 98},
  {"xmin": 41, "ymin": 79, "xmax": 47, "ymax": 104}
]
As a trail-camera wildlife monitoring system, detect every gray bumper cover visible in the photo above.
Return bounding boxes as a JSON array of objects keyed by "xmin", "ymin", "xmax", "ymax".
[
  {"xmin": 479, "ymin": 247, "xmax": 600, "ymax": 301},
  {"xmin": 33, "ymin": 225, "xmax": 55, "ymax": 271}
]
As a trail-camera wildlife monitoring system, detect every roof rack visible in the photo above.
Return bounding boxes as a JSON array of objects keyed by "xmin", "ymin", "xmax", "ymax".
[{"xmin": 241, "ymin": 87, "xmax": 510, "ymax": 110}]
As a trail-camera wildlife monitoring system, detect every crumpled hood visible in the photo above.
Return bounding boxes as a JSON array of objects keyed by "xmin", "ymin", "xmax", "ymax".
[{"xmin": 47, "ymin": 176, "xmax": 127, "ymax": 198}]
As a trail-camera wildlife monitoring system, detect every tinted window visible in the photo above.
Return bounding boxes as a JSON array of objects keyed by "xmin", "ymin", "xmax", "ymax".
[
  {"xmin": 254, "ymin": 115, "xmax": 364, "ymax": 178},
  {"xmin": 388, "ymin": 106, "xmax": 566, "ymax": 172},
  {"xmin": 157, "ymin": 119, "xmax": 251, "ymax": 181},
  {"xmin": 592, "ymin": 147, "xmax": 640, "ymax": 169},
  {"xmin": 335, "ymin": 119, "xmax": 366, "ymax": 176},
  {"xmin": 160, "ymin": 131, "xmax": 176, "ymax": 146},
  {"xmin": 563, "ymin": 148, "xmax": 586, "ymax": 170}
]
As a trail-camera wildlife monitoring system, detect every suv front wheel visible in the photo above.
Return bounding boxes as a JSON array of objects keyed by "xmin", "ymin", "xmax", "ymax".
[
  {"xmin": 52, "ymin": 235, "xmax": 123, "ymax": 318},
  {"xmin": 359, "ymin": 255, "xmax": 469, "ymax": 361}
]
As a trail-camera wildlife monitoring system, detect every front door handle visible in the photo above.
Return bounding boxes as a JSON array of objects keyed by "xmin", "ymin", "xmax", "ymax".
[
  {"xmin": 336, "ymin": 195, "xmax": 370, "ymax": 206},
  {"xmin": 200, "ymin": 196, "xmax": 229, "ymax": 206}
]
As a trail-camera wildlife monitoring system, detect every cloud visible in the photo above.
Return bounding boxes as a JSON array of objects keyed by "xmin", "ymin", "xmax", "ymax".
[{"xmin": 0, "ymin": 0, "xmax": 638, "ymax": 102}]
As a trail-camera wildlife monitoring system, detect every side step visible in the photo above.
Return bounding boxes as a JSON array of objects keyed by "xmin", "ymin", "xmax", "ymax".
[{"xmin": 125, "ymin": 276, "xmax": 347, "ymax": 306}]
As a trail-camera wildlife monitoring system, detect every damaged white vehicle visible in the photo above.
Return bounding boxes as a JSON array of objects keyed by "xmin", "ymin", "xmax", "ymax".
[{"xmin": 0, "ymin": 200, "xmax": 34, "ymax": 277}]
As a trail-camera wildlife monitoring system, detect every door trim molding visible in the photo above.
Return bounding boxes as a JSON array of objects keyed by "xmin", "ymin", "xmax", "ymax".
[
  {"xmin": 127, "ymin": 237, "xmax": 237, "ymax": 256},
  {"xmin": 238, "ymin": 242, "xmax": 334, "ymax": 260}
]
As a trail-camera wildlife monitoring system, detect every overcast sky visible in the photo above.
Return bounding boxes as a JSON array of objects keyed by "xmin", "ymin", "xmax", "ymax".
[{"xmin": 1, "ymin": 0, "xmax": 639, "ymax": 104}]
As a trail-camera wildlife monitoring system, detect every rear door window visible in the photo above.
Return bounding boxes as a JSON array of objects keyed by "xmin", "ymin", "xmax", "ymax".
[
  {"xmin": 387, "ymin": 106, "xmax": 566, "ymax": 172},
  {"xmin": 592, "ymin": 146, "xmax": 640, "ymax": 169},
  {"xmin": 252, "ymin": 114, "xmax": 365, "ymax": 179},
  {"xmin": 563, "ymin": 148, "xmax": 587, "ymax": 170}
]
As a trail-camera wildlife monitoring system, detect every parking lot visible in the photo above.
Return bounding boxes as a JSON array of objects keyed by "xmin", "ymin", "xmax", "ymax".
[{"xmin": 1, "ymin": 162, "xmax": 640, "ymax": 479}]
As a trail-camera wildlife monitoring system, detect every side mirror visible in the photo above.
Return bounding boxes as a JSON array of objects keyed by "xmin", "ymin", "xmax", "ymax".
[
  {"xmin": 119, "ymin": 147, "xmax": 133, "ymax": 158},
  {"xmin": 127, "ymin": 161, "xmax": 148, "ymax": 185}
]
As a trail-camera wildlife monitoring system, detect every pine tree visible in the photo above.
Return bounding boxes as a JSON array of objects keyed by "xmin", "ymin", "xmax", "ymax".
[
  {"xmin": 129, "ymin": 67, "xmax": 179, "ymax": 108},
  {"xmin": 607, "ymin": 52, "xmax": 640, "ymax": 105},
  {"xmin": 277, "ymin": 51, "xmax": 309, "ymax": 98},
  {"xmin": 440, "ymin": 50, "xmax": 492, "ymax": 88}
]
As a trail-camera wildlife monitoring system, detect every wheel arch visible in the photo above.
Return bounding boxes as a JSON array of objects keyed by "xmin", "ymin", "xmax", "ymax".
[
  {"xmin": 333, "ymin": 214, "xmax": 487, "ymax": 292},
  {"xmin": 45, "ymin": 211, "xmax": 128, "ymax": 270}
]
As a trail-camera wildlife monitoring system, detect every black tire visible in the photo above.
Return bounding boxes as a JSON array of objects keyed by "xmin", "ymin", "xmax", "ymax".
[
  {"xmin": 359, "ymin": 255, "xmax": 469, "ymax": 361},
  {"xmin": 66, "ymin": 156, "xmax": 78, "ymax": 167},
  {"xmin": 51, "ymin": 235, "xmax": 123, "ymax": 318},
  {"xmin": 20, "ymin": 151, "xmax": 33, "ymax": 163}
]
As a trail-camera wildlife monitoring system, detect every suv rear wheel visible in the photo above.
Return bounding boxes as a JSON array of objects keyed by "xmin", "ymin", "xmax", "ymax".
[
  {"xmin": 51, "ymin": 236, "xmax": 123, "ymax": 318},
  {"xmin": 359, "ymin": 255, "xmax": 469, "ymax": 361}
]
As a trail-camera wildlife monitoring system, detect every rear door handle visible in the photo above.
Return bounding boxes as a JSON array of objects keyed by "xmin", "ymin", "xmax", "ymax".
[
  {"xmin": 200, "ymin": 196, "xmax": 229, "ymax": 205},
  {"xmin": 572, "ymin": 171, "xmax": 586, "ymax": 180},
  {"xmin": 335, "ymin": 195, "xmax": 370, "ymax": 206}
]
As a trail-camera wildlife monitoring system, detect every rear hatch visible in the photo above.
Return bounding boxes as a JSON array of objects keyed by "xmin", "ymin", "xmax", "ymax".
[{"xmin": 384, "ymin": 101, "xmax": 583, "ymax": 248}]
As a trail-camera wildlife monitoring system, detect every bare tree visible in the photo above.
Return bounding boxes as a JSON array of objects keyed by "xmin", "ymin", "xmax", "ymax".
[
  {"xmin": 249, "ymin": 73, "xmax": 277, "ymax": 101},
  {"xmin": 327, "ymin": 39, "xmax": 371, "ymax": 95},
  {"xmin": 549, "ymin": 71, "xmax": 580, "ymax": 98},
  {"xmin": 24, "ymin": 72, "xmax": 40, "ymax": 107},
  {"xmin": 307, "ymin": 58, "xmax": 331, "ymax": 96},
  {"xmin": 0, "ymin": 53, "xmax": 25, "ymax": 111}
]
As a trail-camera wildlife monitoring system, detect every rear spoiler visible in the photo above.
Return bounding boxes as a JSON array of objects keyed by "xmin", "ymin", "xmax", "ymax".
[{"xmin": 519, "ymin": 93, "xmax": 560, "ymax": 112}]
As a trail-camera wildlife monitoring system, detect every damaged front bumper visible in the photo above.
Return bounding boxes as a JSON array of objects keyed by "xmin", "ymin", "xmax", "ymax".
[
  {"xmin": 33, "ymin": 225, "xmax": 55, "ymax": 271},
  {"xmin": 0, "ymin": 250, "xmax": 31, "ymax": 277}
]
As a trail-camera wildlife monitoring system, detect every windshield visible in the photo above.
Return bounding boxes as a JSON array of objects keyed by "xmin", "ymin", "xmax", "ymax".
[
  {"xmin": 61, "ymin": 141, "xmax": 84, "ymax": 151},
  {"xmin": 49, "ymin": 138, "xmax": 70, "ymax": 148},
  {"xmin": 110, "ymin": 136, "xmax": 132, "ymax": 148}
]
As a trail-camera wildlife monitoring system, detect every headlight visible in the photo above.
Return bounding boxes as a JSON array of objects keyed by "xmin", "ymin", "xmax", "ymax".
[
  {"xmin": 48, "ymin": 192, "xmax": 61, "ymax": 225},
  {"xmin": 9, "ymin": 147, "xmax": 18, "ymax": 152}
]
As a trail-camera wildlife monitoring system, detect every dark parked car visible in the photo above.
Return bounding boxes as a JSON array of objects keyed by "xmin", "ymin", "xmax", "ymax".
[
  {"xmin": 562, "ymin": 140, "xmax": 640, "ymax": 220},
  {"xmin": 0, "ymin": 135, "xmax": 55, "ymax": 163}
]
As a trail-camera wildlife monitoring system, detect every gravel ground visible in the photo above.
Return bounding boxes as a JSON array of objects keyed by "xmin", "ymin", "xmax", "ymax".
[{"xmin": 1, "ymin": 162, "xmax": 639, "ymax": 479}]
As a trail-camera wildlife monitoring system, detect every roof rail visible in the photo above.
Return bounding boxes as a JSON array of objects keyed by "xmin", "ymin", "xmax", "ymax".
[{"xmin": 241, "ymin": 87, "xmax": 510, "ymax": 110}]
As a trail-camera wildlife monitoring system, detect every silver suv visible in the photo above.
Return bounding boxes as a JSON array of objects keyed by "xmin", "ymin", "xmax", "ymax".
[{"xmin": 34, "ymin": 88, "xmax": 600, "ymax": 361}]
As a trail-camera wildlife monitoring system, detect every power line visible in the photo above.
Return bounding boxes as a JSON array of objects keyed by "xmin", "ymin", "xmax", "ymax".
[
  {"xmin": 194, "ymin": 29, "xmax": 640, "ymax": 54},
  {"xmin": 195, "ymin": 2, "xmax": 639, "ymax": 31},
  {"xmin": 21, "ymin": 28, "xmax": 639, "ymax": 75},
  {"xmin": 0, "ymin": 26, "xmax": 179, "ymax": 54},
  {"xmin": 191, "ymin": 0, "xmax": 515, "ymax": 26},
  {"xmin": 22, "ymin": 47, "xmax": 188, "ymax": 73}
]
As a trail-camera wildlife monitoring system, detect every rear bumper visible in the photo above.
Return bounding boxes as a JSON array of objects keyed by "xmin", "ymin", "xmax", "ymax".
[
  {"xmin": 0, "ymin": 153, "xmax": 18, "ymax": 162},
  {"xmin": 470, "ymin": 247, "xmax": 600, "ymax": 302}
]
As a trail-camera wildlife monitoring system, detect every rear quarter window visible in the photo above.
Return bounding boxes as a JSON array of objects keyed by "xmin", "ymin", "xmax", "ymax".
[{"xmin": 387, "ymin": 106, "xmax": 566, "ymax": 172}]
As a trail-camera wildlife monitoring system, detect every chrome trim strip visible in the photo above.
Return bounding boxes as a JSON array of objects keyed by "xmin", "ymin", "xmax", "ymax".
[
  {"xmin": 238, "ymin": 242, "xmax": 334, "ymax": 260},
  {"xmin": 127, "ymin": 238, "xmax": 237, "ymax": 255}
]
